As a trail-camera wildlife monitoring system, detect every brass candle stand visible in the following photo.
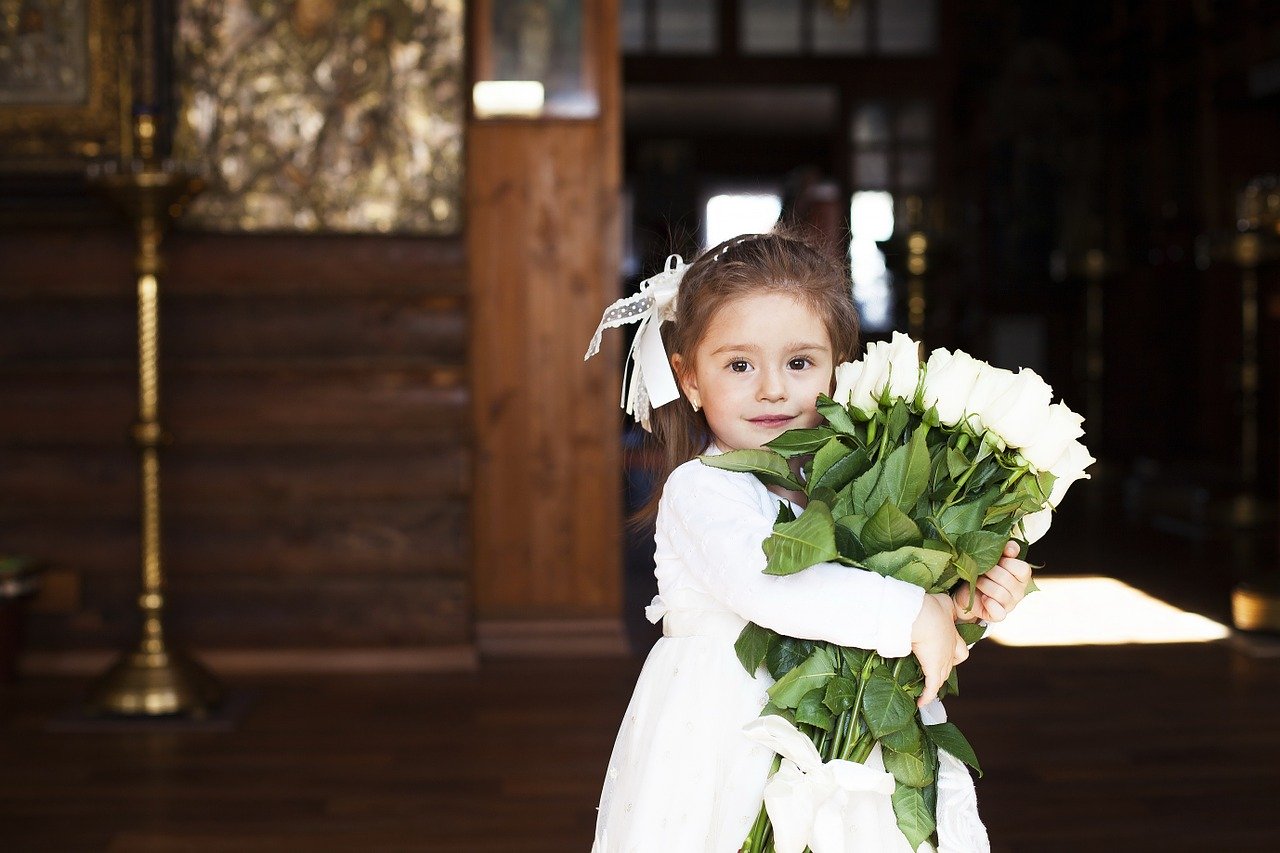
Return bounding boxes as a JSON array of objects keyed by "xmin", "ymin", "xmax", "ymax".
[{"xmin": 85, "ymin": 115, "xmax": 222, "ymax": 716}]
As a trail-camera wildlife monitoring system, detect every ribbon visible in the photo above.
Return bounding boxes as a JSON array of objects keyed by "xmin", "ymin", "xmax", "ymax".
[
  {"xmin": 583, "ymin": 254, "xmax": 687, "ymax": 431},
  {"xmin": 743, "ymin": 716, "xmax": 900, "ymax": 853}
]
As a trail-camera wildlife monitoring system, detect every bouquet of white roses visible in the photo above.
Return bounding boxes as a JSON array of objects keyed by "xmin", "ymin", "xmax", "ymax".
[{"xmin": 701, "ymin": 332, "xmax": 1093, "ymax": 853}]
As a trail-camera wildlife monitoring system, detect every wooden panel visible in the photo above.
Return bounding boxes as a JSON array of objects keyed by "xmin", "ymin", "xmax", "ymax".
[
  {"xmin": 0, "ymin": 295, "xmax": 466, "ymax": 364},
  {"xmin": 0, "ymin": 230, "xmax": 467, "ymax": 298},
  {"xmin": 0, "ymin": 230, "xmax": 473, "ymax": 653},
  {"xmin": 467, "ymin": 0, "xmax": 623, "ymax": 621},
  {"xmin": 24, "ymin": 573, "xmax": 470, "ymax": 649},
  {"xmin": 0, "ymin": 364, "xmax": 468, "ymax": 445},
  {"xmin": 0, "ymin": 445, "xmax": 470, "ymax": 511},
  {"xmin": 1, "ymin": 503, "xmax": 468, "ymax": 578}
]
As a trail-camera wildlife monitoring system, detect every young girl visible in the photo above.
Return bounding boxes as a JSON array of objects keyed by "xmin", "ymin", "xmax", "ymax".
[{"xmin": 585, "ymin": 232, "xmax": 1034, "ymax": 852}]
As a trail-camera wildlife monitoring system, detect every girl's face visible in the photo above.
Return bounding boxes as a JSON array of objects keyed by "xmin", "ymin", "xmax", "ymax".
[{"xmin": 673, "ymin": 292, "xmax": 834, "ymax": 452}]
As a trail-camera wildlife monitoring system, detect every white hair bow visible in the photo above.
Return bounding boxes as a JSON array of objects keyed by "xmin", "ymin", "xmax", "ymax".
[
  {"xmin": 743, "ymin": 715, "xmax": 902, "ymax": 853},
  {"xmin": 583, "ymin": 254, "xmax": 687, "ymax": 431}
]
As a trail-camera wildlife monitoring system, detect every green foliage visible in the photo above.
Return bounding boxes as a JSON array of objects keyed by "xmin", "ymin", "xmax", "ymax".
[
  {"xmin": 713, "ymin": 382, "xmax": 1076, "ymax": 853},
  {"xmin": 891, "ymin": 782, "xmax": 936, "ymax": 850},
  {"xmin": 767, "ymin": 646, "xmax": 837, "ymax": 709},
  {"xmin": 734, "ymin": 622, "xmax": 775, "ymax": 675},
  {"xmin": 764, "ymin": 428, "xmax": 836, "ymax": 458},
  {"xmin": 765, "ymin": 635, "xmax": 814, "ymax": 681},
  {"xmin": 699, "ymin": 449, "xmax": 803, "ymax": 490},
  {"xmin": 925, "ymin": 722, "xmax": 983, "ymax": 776},
  {"xmin": 860, "ymin": 500, "xmax": 923, "ymax": 554},
  {"xmin": 762, "ymin": 500, "xmax": 838, "ymax": 576}
]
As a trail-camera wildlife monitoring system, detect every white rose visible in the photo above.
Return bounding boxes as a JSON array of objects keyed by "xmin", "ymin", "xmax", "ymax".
[
  {"xmin": 981, "ymin": 368, "xmax": 1054, "ymax": 450},
  {"xmin": 845, "ymin": 340, "xmax": 891, "ymax": 413},
  {"xmin": 1017, "ymin": 506, "xmax": 1053, "ymax": 545},
  {"xmin": 963, "ymin": 363, "xmax": 1017, "ymax": 434},
  {"xmin": 832, "ymin": 361, "xmax": 862, "ymax": 408},
  {"xmin": 1048, "ymin": 439, "xmax": 1095, "ymax": 506},
  {"xmin": 921, "ymin": 347, "xmax": 982, "ymax": 427},
  {"xmin": 883, "ymin": 331, "xmax": 923, "ymax": 402},
  {"xmin": 1021, "ymin": 403, "xmax": 1086, "ymax": 472}
]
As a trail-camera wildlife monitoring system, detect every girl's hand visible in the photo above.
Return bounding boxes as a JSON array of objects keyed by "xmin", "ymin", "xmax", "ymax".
[
  {"xmin": 952, "ymin": 540, "xmax": 1034, "ymax": 623},
  {"xmin": 911, "ymin": 593, "xmax": 969, "ymax": 707}
]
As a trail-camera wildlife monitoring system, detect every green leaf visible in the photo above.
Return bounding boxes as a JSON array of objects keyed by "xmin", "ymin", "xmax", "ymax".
[
  {"xmin": 865, "ymin": 423, "xmax": 932, "ymax": 513},
  {"xmin": 764, "ymin": 428, "xmax": 836, "ymax": 458},
  {"xmin": 886, "ymin": 399, "xmax": 910, "ymax": 442},
  {"xmin": 1025, "ymin": 574, "xmax": 1041, "ymax": 594},
  {"xmin": 956, "ymin": 529, "xmax": 1007, "ymax": 575},
  {"xmin": 733, "ymin": 622, "xmax": 775, "ymax": 675},
  {"xmin": 956, "ymin": 622, "xmax": 987, "ymax": 645},
  {"xmin": 862, "ymin": 546, "xmax": 951, "ymax": 582},
  {"xmin": 925, "ymin": 722, "xmax": 983, "ymax": 776},
  {"xmin": 941, "ymin": 666, "xmax": 959, "ymax": 698},
  {"xmin": 882, "ymin": 741, "xmax": 934, "ymax": 788},
  {"xmin": 833, "ymin": 519, "xmax": 867, "ymax": 563},
  {"xmin": 760, "ymin": 701, "xmax": 797, "ymax": 725},
  {"xmin": 823, "ymin": 675, "xmax": 859, "ymax": 714},
  {"xmin": 880, "ymin": 720, "xmax": 924, "ymax": 755},
  {"xmin": 839, "ymin": 647, "xmax": 870, "ymax": 677},
  {"xmin": 767, "ymin": 646, "xmax": 837, "ymax": 709},
  {"xmin": 935, "ymin": 500, "xmax": 985, "ymax": 540},
  {"xmin": 946, "ymin": 447, "xmax": 970, "ymax": 481},
  {"xmin": 850, "ymin": 461, "xmax": 883, "ymax": 512},
  {"xmin": 810, "ymin": 439, "xmax": 850, "ymax": 487},
  {"xmin": 922, "ymin": 404, "xmax": 941, "ymax": 428},
  {"xmin": 954, "ymin": 551, "xmax": 981, "ymax": 585},
  {"xmin": 860, "ymin": 666, "xmax": 916, "ymax": 737},
  {"xmin": 891, "ymin": 781, "xmax": 936, "ymax": 850},
  {"xmin": 1033, "ymin": 470, "xmax": 1057, "ymax": 504},
  {"xmin": 815, "ymin": 447, "xmax": 872, "ymax": 494},
  {"xmin": 774, "ymin": 501, "xmax": 796, "ymax": 524},
  {"xmin": 816, "ymin": 394, "xmax": 860, "ymax": 434},
  {"xmin": 765, "ymin": 636, "xmax": 815, "ymax": 681},
  {"xmin": 796, "ymin": 687, "xmax": 835, "ymax": 732},
  {"xmin": 892, "ymin": 655, "xmax": 922, "ymax": 688},
  {"xmin": 700, "ymin": 449, "xmax": 803, "ymax": 490},
  {"xmin": 763, "ymin": 500, "xmax": 838, "ymax": 576},
  {"xmin": 860, "ymin": 500, "xmax": 923, "ymax": 554}
]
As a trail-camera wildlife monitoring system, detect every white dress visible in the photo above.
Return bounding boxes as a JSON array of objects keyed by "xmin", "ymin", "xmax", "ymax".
[{"xmin": 592, "ymin": 456, "xmax": 990, "ymax": 852}]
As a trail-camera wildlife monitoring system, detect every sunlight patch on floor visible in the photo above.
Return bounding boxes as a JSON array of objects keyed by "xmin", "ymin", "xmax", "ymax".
[{"xmin": 985, "ymin": 575, "xmax": 1230, "ymax": 646}]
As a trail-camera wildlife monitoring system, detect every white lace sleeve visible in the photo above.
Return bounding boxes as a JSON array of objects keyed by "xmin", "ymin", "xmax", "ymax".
[{"xmin": 657, "ymin": 461, "xmax": 925, "ymax": 657}]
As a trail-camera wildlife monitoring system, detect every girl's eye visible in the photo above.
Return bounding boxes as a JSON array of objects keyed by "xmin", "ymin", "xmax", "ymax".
[
  {"xmin": 729, "ymin": 360, "xmax": 750, "ymax": 373},
  {"xmin": 788, "ymin": 357, "xmax": 811, "ymax": 370}
]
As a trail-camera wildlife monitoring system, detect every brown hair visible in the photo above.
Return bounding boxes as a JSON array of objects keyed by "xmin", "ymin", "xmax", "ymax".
[{"xmin": 633, "ymin": 227, "xmax": 860, "ymax": 529}]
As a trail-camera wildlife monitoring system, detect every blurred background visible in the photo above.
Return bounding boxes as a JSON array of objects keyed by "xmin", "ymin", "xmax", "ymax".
[{"xmin": 1, "ymin": 1, "xmax": 1278, "ymax": 850}]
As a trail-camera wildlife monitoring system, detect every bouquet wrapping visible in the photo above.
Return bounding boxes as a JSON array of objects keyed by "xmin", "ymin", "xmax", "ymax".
[{"xmin": 701, "ymin": 333, "xmax": 1094, "ymax": 853}]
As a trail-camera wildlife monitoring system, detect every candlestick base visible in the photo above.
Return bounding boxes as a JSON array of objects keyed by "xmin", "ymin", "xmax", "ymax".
[{"xmin": 86, "ymin": 644, "xmax": 223, "ymax": 717}]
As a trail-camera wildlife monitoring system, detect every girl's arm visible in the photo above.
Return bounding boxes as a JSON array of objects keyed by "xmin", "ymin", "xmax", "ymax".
[{"xmin": 659, "ymin": 462, "xmax": 925, "ymax": 658}]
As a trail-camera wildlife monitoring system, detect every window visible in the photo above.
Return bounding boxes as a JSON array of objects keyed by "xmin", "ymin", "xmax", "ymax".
[
  {"xmin": 850, "ymin": 100, "xmax": 933, "ymax": 192},
  {"xmin": 740, "ymin": 0, "xmax": 934, "ymax": 56},
  {"xmin": 622, "ymin": 0, "xmax": 718, "ymax": 54},
  {"xmin": 705, "ymin": 192, "xmax": 783, "ymax": 249},
  {"xmin": 849, "ymin": 191, "xmax": 895, "ymax": 331}
]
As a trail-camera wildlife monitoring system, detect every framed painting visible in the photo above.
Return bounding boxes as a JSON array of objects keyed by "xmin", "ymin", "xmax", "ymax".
[
  {"xmin": 472, "ymin": 0, "xmax": 598, "ymax": 119},
  {"xmin": 173, "ymin": 0, "xmax": 465, "ymax": 234},
  {"xmin": 0, "ymin": 0, "xmax": 124, "ymax": 170}
]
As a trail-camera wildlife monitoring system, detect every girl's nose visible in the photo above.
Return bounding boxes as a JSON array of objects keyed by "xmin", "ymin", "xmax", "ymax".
[{"xmin": 757, "ymin": 367, "xmax": 787, "ymax": 402}]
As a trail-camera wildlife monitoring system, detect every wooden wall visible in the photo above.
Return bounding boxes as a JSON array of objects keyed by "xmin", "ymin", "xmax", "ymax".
[
  {"xmin": 1, "ymin": 0, "xmax": 626, "ymax": 667},
  {"xmin": 467, "ymin": 3, "xmax": 626, "ymax": 654},
  {"xmin": 0, "ymin": 230, "xmax": 475, "ymax": 666}
]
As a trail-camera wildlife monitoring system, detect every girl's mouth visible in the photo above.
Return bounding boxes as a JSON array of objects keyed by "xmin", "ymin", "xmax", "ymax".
[{"xmin": 749, "ymin": 415, "xmax": 795, "ymax": 428}]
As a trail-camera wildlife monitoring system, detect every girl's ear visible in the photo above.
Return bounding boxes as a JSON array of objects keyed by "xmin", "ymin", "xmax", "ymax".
[{"xmin": 671, "ymin": 353, "xmax": 699, "ymax": 407}]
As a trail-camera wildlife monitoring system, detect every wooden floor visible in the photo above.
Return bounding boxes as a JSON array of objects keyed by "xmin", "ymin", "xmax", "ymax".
[
  {"xmin": 4, "ymin": 476, "xmax": 1280, "ymax": 851},
  {"xmin": 3, "ymin": 641, "xmax": 1279, "ymax": 851}
]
